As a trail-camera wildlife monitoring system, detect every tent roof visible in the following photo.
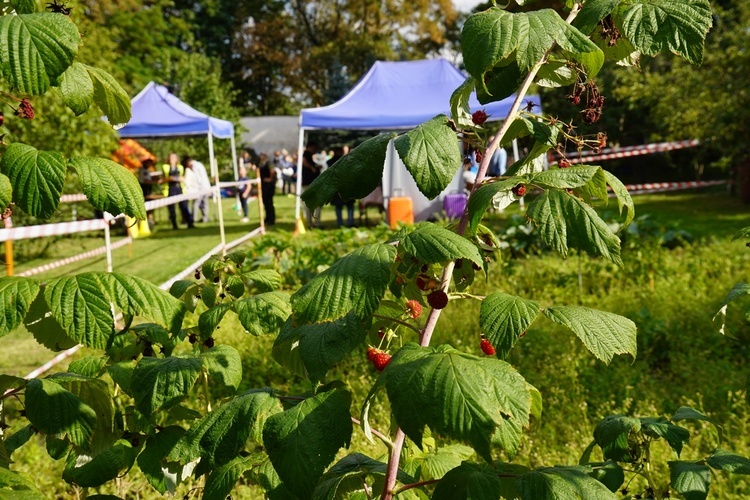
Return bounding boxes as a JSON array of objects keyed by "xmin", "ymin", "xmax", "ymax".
[
  {"xmin": 300, "ymin": 58, "xmax": 541, "ymax": 130},
  {"xmin": 117, "ymin": 82, "xmax": 234, "ymax": 139}
]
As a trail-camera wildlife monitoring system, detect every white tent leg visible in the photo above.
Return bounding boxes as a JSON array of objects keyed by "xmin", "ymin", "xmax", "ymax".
[
  {"xmin": 209, "ymin": 130, "xmax": 227, "ymax": 255},
  {"xmin": 104, "ymin": 220, "xmax": 113, "ymax": 272},
  {"xmin": 294, "ymin": 128, "xmax": 305, "ymax": 224}
]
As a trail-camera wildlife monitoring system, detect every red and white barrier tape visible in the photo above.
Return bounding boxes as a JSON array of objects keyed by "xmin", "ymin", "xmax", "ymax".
[
  {"xmin": 555, "ymin": 139, "xmax": 700, "ymax": 165},
  {"xmin": 0, "ymin": 218, "xmax": 108, "ymax": 242},
  {"xmin": 622, "ymin": 180, "xmax": 725, "ymax": 195},
  {"xmin": 59, "ymin": 193, "xmax": 89, "ymax": 203},
  {"xmin": 17, "ymin": 237, "xmax": 133, "ymax": 277}
]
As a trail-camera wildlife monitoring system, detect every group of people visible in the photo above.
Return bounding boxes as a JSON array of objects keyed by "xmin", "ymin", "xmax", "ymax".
[
  {"xmin": 462, "ymin": 136, "xmax": 508, "ymax": 191},
  {"xmin": 139, "ymin": 153, "xmax": 212, "ymax": 230}
]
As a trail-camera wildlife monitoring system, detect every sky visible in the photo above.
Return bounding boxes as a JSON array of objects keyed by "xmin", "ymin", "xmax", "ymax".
[{"xmin": 453, "ymin": 0, "xmax": 486, "ymax": 12}]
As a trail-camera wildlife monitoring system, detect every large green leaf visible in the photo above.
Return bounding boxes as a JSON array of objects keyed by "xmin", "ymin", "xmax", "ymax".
[
  {"xmin": 58, "ymin": 62, "xmax": 94, "ymax": 115},
  {"xmin": 543, "ymin": 306, "xmax": 636, "ymax": 364},
  {"xmin": 263, "ymin": 385, "xmax": 353, "ymax": 499},
  {"xmin": 603, "ymin": 171, "xmax": 635, "ymax": 226},
  {"xmin": 170, "ymin": 389, "xmax": 282, "ymax": 468},
  {"xmin": 467, "ymin": 178, "xmax": 522, "ymax": 234},
  {"xmin": 449, "ymin": 77, "xmax": 478, "ymax": 130},
  {"xmin": 24, "ymin": 378, "xmax": 96, "ymax": 450},
  {"xmin": 291, "ymin": 244, "xmax": 395, "ymax": 324},
  {"xmin": 640, "ymin": 417, "xmax": 690, "ymax": 457},
  {"xmin": 201, "ymin": 345, "xmax": 242, "ymax": 390},
  {"xmin": 44, "ymin": 273, "xmax": 114, "ymax": 349},
  {"xmin": 51, "ymin": 373, "xmax": 115, "ymax": 453},
  {"xmin": 10, "ymin": 0, "xmax": 35, "ymax": 15},
  {"xmin": 535, "ymin": 58, "xmax": 578, "ymax": 88},
  {"xmin": 62, "ymin": 440, "xmax": 137, "ymax": 488},
  {"xmin": 517, "ymin": 465, "xmax": 617, "ymax": 499},
  {"xmin": 242, "ymin": 269, "xmax": 283, "ymax": 293},
  {"xmin": 83, "ymin": 65, "xmax": 132, "ymax": 126},
  {"xmin": 573, "ymin": 0, "xmax": 621, "ymax": 35},
  {"xmin": 0, "ymin": 13, "xmax": 80, "ymax": 94},
  {"xmin": 462, "ymin": 8, "xmax": 603, "ymax": 91},
  {"xmin": 0, "ymin": 468, "xmax": 45, "ymax": 498},
  {"xmin": 416, "ymin": 444, "xmax": 475, "ymax": 481},
  {"xmin": 0, "ymin": 173, "xmax": 11, "ymax": 212},
  {"xmin": 234, "ymin": 292, "xmax": 291, "ymax": 336},
  {"xmin": 528, "ymin": 166, "xmax": 602, "ymax": 190},
  {"xmin": 620, "ymin": 0, "xmax": 712, "ymax": 65},
  {"xmin": 401, "ymin": 223, "xmax": 484, "ymax": 267},
  {"xmin": 312, "ymin": 453, "xmax": 408, "ymax": 500},
  {"xmin": 136, "ymin": 426, "xmax": 186, "ymax": 495},
  {"xmin": 68, "ymin": 157, "xmax": 146, "ymax": 219},
  {"xmin": 0, "ymin": 277, "xmax": 39, "ymax": 337},
  {"xmin": 203, "ymin": 455, "xmax": 257, "ymax": 500},
  {"xmin": 526, "ymin": 189, "xmax": 623, "ymax": 265},
  {"xmin": 198, "ymin": 303, "xmax": 233, "ymax": 339},
  {"xmin": 593, "ymin": 414, "xmax": 642, "ymax": 463},
  {"xmin": 394, "ymin": 115, "xmax": 462, "ymax": 199},
  {"xmin": 1, "ymin": 143, "xmax": 66, "ymax": 219},
  {"xmin": 104, "ymin": 273, "xmax": 185, "ymax": 333},
  {"xmin": 480, "ymin": 293, "xmax": 540, "ymax": 359},
  {"xmin": 24, "ymin": 288, "xmax": 77, "ymax": 351},
  {"xmin": 669, "ymin": 461, "xmax": 710, "ymax": 500},
  {"xmin": 281, "ymin": 312, "xmax": 369, "ymax": 383},
  {"xmin": 131, "ymin": 356, "xmax": 203, "ymax": 416},
  {"xmin": 383, "ymin": 344, "xmax": 532, "ymax": 462},
  {"xmin": 706, "ymin": 449, "xmax": 750, "ymax": 474},
  {"xmin": 433, "ymin": 461, "xmax": 530, "ymax": 500},
  {"xmin": 301, "ymin": 133, "xmax": 395, "ymax": 211}
]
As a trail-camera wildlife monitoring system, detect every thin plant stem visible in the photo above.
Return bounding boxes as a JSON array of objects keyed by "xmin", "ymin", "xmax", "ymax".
[
  {"xmin": 379, "ymin": 6, "xmax": 582, "ymax": 498},
  {"xmin": 373, "ymin": 314, "xmax": 422, "ymax": 335}
]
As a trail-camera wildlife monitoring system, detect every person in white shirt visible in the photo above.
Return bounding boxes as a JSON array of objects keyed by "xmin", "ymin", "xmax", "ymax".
[{"xmin": 183, "ymin": 157, "xmax": 212, "ymax": 223}]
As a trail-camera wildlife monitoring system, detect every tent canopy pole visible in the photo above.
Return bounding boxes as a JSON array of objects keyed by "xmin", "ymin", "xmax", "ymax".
[
  {"xmin": 294, "ymin": 127, "xmax": 306, "ymax": 223},
  {"xmin": 208, "ymin": 129, "xmax": 226, "ymax": 255}
]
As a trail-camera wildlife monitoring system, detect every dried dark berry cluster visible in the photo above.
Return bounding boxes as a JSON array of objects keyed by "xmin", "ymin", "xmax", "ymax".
[
  {"xmin": 599, "ymin": 15, "xmax": 621, "ymax": 47},
  {"xmin": 46, "ymin": 0, "xmax": 72, "ymax": 15},
  {"xmin": 568, "ymin": 78, "xmax": 604, "ymax": 124},
  {"xmin": 15, "ymin": 98, "xmax": 34, "ymax": 120}
]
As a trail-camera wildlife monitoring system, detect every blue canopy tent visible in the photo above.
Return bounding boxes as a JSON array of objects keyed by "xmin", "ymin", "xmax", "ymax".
[
  {"xmin": 295, "ymin": 58, "xmax": 542, "ymax": 223},
  {"xmin": 117, "ymin": 82, "xmax": 240, "ymax": 249}
]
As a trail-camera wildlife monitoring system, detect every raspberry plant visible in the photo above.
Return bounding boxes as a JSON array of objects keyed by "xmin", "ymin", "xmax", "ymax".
[{"xmin": 1, "ymin": 0, "xmax": 748, "ymax": 499}]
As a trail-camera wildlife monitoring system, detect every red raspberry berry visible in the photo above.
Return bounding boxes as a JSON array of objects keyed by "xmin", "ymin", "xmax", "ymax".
[
  {"xmin": 367, "ymin": 346, "xmax": 378, "ymax": 362},
  {"xmin": 558, "ymin": 158, "xmax": 571, "ymax": 168},
  {"xmin": 427, "ymin": 290, "xmax": 449, "ymax": 310},
  {"xmin": 480, "ymin": 338, "xmax": 496, "ymax": 356},
  {"xmin": 405, "ymin": 300, "xmax": 422, "ymax": 319},
  {"xmin": 372, "ymin": 351, "xmax": 392, "ymax": 372},
  {"xmin": 512, "ymin": 184, "xmax": 527, "ymax": 197},
  {"xmin": 471, "ymin": 110, "xmax": 488, "ymax": 125}
]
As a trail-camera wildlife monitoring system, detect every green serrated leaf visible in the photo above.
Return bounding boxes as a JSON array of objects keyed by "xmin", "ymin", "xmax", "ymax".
[
  {"xmin": 0, "ymin": 277, "xmax": 39, "ymax": 337},
  {"xmin": 1, "ymin": 143, "xmax": 65, "ymax": 219},
  {"xmin": 281, "ymin": 312, "xmax": 368, "ymax": 384},
  {"xmin": 263, "ymin": 386, "xmax": 353, "ymax": 498},
  {"xmin": 105, "ymin": 273, "xmax": 185, "ymax": 334},
  {"xmin": 6, "ymin": 424, "xmax": 35, "ymax": 456},
  {"xmin": 203, "ymin": 455, "xmax": 256, "ymax": 500},
  {"xmin": 201, "ymin": 345, "xmax": 242, "ymax": 390},
  {"xmin": 58, "ymin": 62, "xmax": 94, "ymax": 115},
  {"xmin": 620, "ymin": 0, "xmax": 712, "ymax": 65},
  {"xmin": 394, "ymin": 115, "xmax": 462, "ymax": 199},
  {"xmin": 170, "ymin": 389, "xmax": 281, "ymax": 468},
  {"xmin": 720, "ymin": 283, "xmax": 750, "ymax": 309},
  {"xmin": 272, "ymin": 318, "xmax": 308, "ymax": 379},
  {"xmin": 593, "ymin": 414, "xmax": 642, "ymax": 463},
  {"xmin": 312, "ymin": 453, "xmax": 410, "ymax": 500},
  {"xmin": 198, "ymin": 303, "xmax": 232, "ymax": 339},
  {"xmin": 234, "ymin": 291, "xmax": 290, "ymax": 336},
  {"xmin": 10, "ymin": 0, "xmax": 35, "ymax": 14},
  {"xmin": 25, "ymin": 378, "xmax": 96, "ymax": 450},
  {"xmin": 467, "ymin": 178, "xmax": 522, "ymax": 234},
  {"xmin": 543, "ymin": 306, "xmax": 636, "ymax": 364},
  {"xmin": 291, "ymin": 244, "xmax": 395, "ymax": 324},
  {"xmin": 51, "ymin": 373, "xmax": 115, "ymax": 453},
  {"xmin": 136, "ymin": 426, "xmax": 186, "ymax": 495},
  {"xmin": 62, "ymin": 440, "xmax": 137, "ymax": 488},
  {"xmin": 417, "ymin": 444, "xmax": 475, "ymax": 481},
  {"xmin": 450, "ymin": 77, "xmax": 478, "ymax": 129},
  {"xmin": 517, "ymin": 465, "xmax": 617, "ymax": 499},
  {"xmin": 573, "ymin": 167, "xmax": 609, "ymax": 206},
  {"xmin": 480, "ymin": 293, "xmax": 539, "ymax": 359},
  {"xmin": 433, "ymin": 461, "xmax": 529, "ymax": 500},
  {"xmin": 131, "ymin": 356, "xmax": 202, "ymax": 416},
  {"xmin": 706, "ymin": 449, "xmax": 750, "ymax": 474},
  {"xmin": 0, "ymin": 173, "xmax": 11, "ymax": 212},
  {"xmin": 242, "ymin": 268, "xmax": 283, "ymax": 293},
  {"xmin": 641, "ymin": 417, "xmax": 690, "ymax": 457},
  {"xmin": 573, "ymin": 0, "xmax": 621, "ymax": 35},
  {"xmin": 384, "ymin": 344, "xmax": 532, "ymax": 462},
  {"xmin": 603, "ymin": 171, "xmax": 634, "ymax": 226},
  {"xmin": 301, "ymin": 133, "xmax": 395, "ymax": 211},
  {"xmin": 83, "ymin": 65, "xmax": 132, "ymax": 126},
  {"xmin": 0, "ymin": 374, "xmax": 26, "ymax": 396},
  {"xmin": 401, "ymin": 223, "xmax": 484, "ymax": 267},
  {"xmin": 0, "ymin": 467, "xmax": 44, "ymax": 495},
  {"xmin": 24, "ymin": 288, "xmax": 77, "ymax": 351},
  {"xmin": 526, "ymin": 190, "xmax": 623, "ymax": 266},
  {"xmin": 69, "ymin": 157, "xmax": 146, "ymax": 219},
  {"xmin": 587, "ymin": 461, "xmax": 624, "ymax": 492},
  {"xmin": 732, "ymin": 226, "xmax": 750, "ymax": 242},
  {"xmin": 536, "ymin": 59, "xmax": 578, "ymax": 88},
  {"xmin": 671, "ymin": 406, "xmax": 722, "ymax": 442},
  {"xmin": 67, "ymin": 356, "xmax": 105, "ymax": 377},
  {"xmin": 0, "ymin": 13, "xmax": 80, "ymax": 94},
  {"xmin": 529, "ymin": 166, "xmax": 602, "ymax": 190},
  {"xmin": 224, "ymin": 274, "xmax": 245, "ymax": 298},
  {"xmin": 669, "ymin": 461, "xmax": 710, "ymax": 500},
  {"xmin": 476, "ymin": 58, "xmax": 524, "ymax": 103}
]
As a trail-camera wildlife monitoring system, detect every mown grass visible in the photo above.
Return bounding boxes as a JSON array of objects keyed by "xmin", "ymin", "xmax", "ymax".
[{"xmin": 5, "ymin": 187, "xmax": 750, "ymax": 498}]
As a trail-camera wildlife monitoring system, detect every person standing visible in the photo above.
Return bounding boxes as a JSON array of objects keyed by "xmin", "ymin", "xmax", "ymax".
[
  {"xmin": 301, "ymin": 143, "xmax": 321, "ymax": 227},
  {"xmin": 259, "ymin": 153, "xmax": 276, "ymax": 226},
  {"xmin": 238, "ymin": 164, "xmax": 253, "ymax": 223},
  {"xmin": 487, "ymin": 135, "xmax": 508, "ymax": 177},
  {"xmin": 184, "ymin": 156, "xmax": 211, "ymax": 223},
  {"xmin": 161, "ymin": 153, "xmax": 194, "ymax": 229}
]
